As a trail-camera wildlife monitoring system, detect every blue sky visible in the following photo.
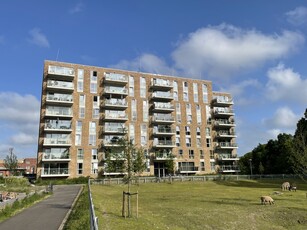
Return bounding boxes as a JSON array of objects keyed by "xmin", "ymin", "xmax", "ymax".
[{"xmin": 0, "ymin": 0, "xmax": 307, "ymax": 158}]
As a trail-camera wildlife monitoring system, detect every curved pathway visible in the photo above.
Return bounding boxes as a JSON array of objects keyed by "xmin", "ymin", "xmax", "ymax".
[{"xmin": 0, "ymin": 184, "xmax": 82, "ymax": 230}]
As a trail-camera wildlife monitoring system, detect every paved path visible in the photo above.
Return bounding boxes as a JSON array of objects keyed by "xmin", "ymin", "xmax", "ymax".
[{"xmin": 0, "ymin": 184, "xmax": 82, "ymax": 230}]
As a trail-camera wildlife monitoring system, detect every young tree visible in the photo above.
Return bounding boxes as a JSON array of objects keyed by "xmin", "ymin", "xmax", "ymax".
[
  {"xmin": 291, "ymin": 109, "xmax": 307, "ymax": 180},
  {"xmin": 4, "ymin": 148, "xmax": 18, "ymax": 176}
]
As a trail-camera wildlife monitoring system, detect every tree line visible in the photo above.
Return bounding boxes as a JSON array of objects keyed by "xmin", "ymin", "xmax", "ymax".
[{"xmin": 239, "ymin": 109, "xmax": 307, "ymax": 179}]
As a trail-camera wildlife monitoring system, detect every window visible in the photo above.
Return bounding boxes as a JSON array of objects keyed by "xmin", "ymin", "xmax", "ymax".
[
  {"xmin": 196, "ymin": 127, "xmax": 201, "ymax": 136},
  {"xmin": 90, "ymin": 71, "xmax": 97, "ymax": 93},
  {"xmin": 79, "ymin": 95, "xmax": 85, "ymax": 118},
  {"xmin": 196, "ymin": 105, "xmax": 201, "ymax": 124},
  {"xmin": 183, "ymin": 92, "xmax": 188, "ymax": 102},
  {"xmin": 93, "ymin": 96, "xmax": 99, "ymax": 108},
  {"xmin": 178, "ymin": 149, "xmax": 183, "ymax": 158},
  {"xmin": 140, "ymin": 77, "xmax": 146, "ymax": 98},
  {"xmin": 176, "ymin": 137, "xmax": 180, "ymax": 147},
  {"xmin": 89, "ymin": 122, "xmax": 96, "ymax": 146},
  {"xmin": 143, "ymin": 101, "xmax": 148, "ymax": 122},
  {"xmin": 89, "ymin": 135, "xmax": 96, "ymax": 146},
  {"xmin": 176, "ymin": 126, "xmax": 180, "ymax": 135},
  {"xmin": 129, "ymin": 124, "xmax": 135, "ymax": 144},
  {"xmin": 189, "ymin": 149, "xmax": 194, "ymax": 159},
  {"xmin": 77, "ymin": 69, "xmax": 84, "ymax": 92},
  {"xmin": 206, "ymin": 105, "xmax": 211, "ymax": 125},
  {"xmin": 200, "ymin": 150, "xmax": 204, "ymax": 159},
  {"xmin": 206, "ymin": 127, "xmax": 210, "ymax": 137},
  {"xmin": 176, "ymin": 103, "xmax": 181, "ymax": 123},
  {"xmin": 202, "ymin": 84, "xmax": 208, "ymax": 103},
  {"xmin": 75, "ymin": 134, "xmax": 81, "ymax": 146},
  {"xmin": 200, "ymin": 162, "xmax": 205, "ymax": 171},
  {"xmin": 77, "ymin": 149, "xmax": 84, "ymax": 160},
  {"xmin": 193, "ymin": 83, "xmax": 198, "ymax": 102},
  {"xmin": 79, "ymin": 108, "xmax": 85, "ymax": 119},
  {"xmin": 91, "ymin": 162, "xmax": 98, "ymax": 174},
  {"xmin": 129, "ymin": 76, "xmax": 134, "ymax": 96},
  {"xmin": 197, "ymin": 138, "xmax": 201, "ymax": 147},
  {"xmin": 141, "ymin": 124, "xmax": 147, "ymax": 146},
  {"xmin": 186, "ymin": 137, "xmax": 191, "ymax": 147},
  {"xmin": 206, "ymin": 138, "xmax": 211, "ymax": 148},
  {"xmin": 132, "ymin": 99, "xmax": 137, "ymax": 121},
  {"xmin": 78, "ymin": 163, "xmax": 83, "ymax": 174},
  {"xmin": 173, "ymin": 81, "xmax": 178, "ymax": 101},
  {"xmin": 185, "ymin": 126, "xmax": 191, "ymax": 136},
  {"xmin": 92, "ymin": 149, "xmax": 98, "ymax": 160},
  {"xmin": 210, "ymin": 162, "xmax": 215, "ymax": 171},
  {"xmin": 92, "ymin": 108, "xmax": 99, "ymax": 119}
]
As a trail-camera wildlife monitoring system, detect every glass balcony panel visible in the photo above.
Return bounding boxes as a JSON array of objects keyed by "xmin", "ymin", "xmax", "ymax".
[
  {"xmin": 105, "ymin": 73, "xmax": 128, "ymax": 82},
  {"xmin": 47, "ymin": 80, "xmax": 74, "ymax": 90},
  {"xmin": 44, "ymin": 138, "xmax": 71, "ymax": 145},
  {"xmin": 48, "ymin": 66, "xmax": 74, "ymax": 76},
  {"xmin": 47, "ymin": 93, "xmax": 73, "ymax": 103},
  {"xmin": 43, "ymin": 168, "xmax": 69, "ymax": 175},
  {"xmin": 43, "ymin": 152, "xmax": 70, "ymax": 160},
  {"xmin": 103, "ymin": 86, "xmax": 128, "ymax": 94}
]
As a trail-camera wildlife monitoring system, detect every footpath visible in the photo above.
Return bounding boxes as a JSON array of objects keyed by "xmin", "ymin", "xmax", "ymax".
[{"xmin": 0, "ymin": 184, "xmax": 82, "ymax": 230}]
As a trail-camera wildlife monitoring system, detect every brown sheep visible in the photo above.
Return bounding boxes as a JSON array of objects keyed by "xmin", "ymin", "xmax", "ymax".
[{"xmin": 260, "ymin": 196, "xmax": 274, "ymax": 205}]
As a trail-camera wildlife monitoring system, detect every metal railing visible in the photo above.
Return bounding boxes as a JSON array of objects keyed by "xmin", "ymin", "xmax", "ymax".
[{"xmin": 88, "ymin": 178, "xmax": 99, "ymax": 230}]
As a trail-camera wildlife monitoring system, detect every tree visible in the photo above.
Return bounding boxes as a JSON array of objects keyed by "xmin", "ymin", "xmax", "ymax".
[
  {"xmin": 291, "ymin": 109, "xmax": 307, "ymax": 180},
  {"xmin": 4, "ymin": 148, "xmax": 18, "ymax": 176}
]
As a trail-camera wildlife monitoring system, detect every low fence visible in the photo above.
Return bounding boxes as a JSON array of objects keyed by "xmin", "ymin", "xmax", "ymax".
[
  {"xmin": 90, "ymin": 174, "xmax": 301, "ymax": 185},
  {"xmin": 88, "ymin": 178, "xmax": 99, "ymax": 230}
]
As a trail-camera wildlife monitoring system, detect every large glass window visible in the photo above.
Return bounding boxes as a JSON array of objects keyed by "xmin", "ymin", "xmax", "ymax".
[
  {"xmin": 77, "ymin": 69, "xmax": 84, "ymax": 92},
  {"xmin": 140, "ymin": 77, "xmax": 146, "ymax": 98}
]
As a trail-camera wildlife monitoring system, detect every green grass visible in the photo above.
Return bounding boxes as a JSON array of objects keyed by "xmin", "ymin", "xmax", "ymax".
[
  {"xmin": 91, "ymin": 179, "xmax": 307, "ymax": 230},
  {"xmin": 63, "ymin": 186, "xmax": 90, "ymax": 230}
]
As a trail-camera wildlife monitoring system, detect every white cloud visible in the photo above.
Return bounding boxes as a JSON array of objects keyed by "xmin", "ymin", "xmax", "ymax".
[
  {"xmin": 28, "ymin": 28, "xmax": 50, "ymax": 48},
  {"xmin": 111, "ymin": 53, "xmax": 177, "ymax": 76},
  {"xmin": 69, "ymin": 2, "xmax": 84, "ymax": 14},
  {"xmin": 0, "ymin": 92, "xmax": 40, "ymax": 150},
  {"xmin": 286, "ymin": 6, "xmax": 307, "ymax": 26},
  {"xmin": 266, "ymin": 63, "xmax": 307, "ymax": 104},
  {"xmin": 262, "ymin": 106, "xmax": 299, "ymax": 129},
  {"xmin": 172, "ymin": 24, "xmax": 304, "ymax": 78}
]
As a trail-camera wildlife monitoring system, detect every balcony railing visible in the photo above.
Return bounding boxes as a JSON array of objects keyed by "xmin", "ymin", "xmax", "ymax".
[
  {"xmin": 104, "ymin": 73, "xmax": 128, "ymax": 84},
  {"xmin": 216, "ymin": 142, "xmax": 238, "ymax": 148},
  {"xmin": 218, "ymin": 165, "xmax": 240, "ymax": 172},
  {"xmin": 153, "ymin": 140, "xmax": 176, "ymax": 147},
  {"xmin": 152, "ymin": 102, "xmax": 174, "ymax": 111},
  {"xmin": 103, "ymin": 126, "xmax": 127, "ymax": 133},
  {"xmin": 102, "ymin": 113, "xmax": 128, "ymax": 121},
  {"xmin": 154, "ymin": 152, "xmax": 174, "ymax": 159},
  {"xmin": 44, "ymin": 123, "xmax": 72, "ymax": 131},
  {"xmin": 48, "ymin": 65, "xmax": 74, "ymax": 77},
  {"xmin": 46, "ymin": 95, "xmax": 73, "ymax": 104},
  {"xmin": 214, "ymin": 120, "xmax": 235, "ymax": 126},
  {"xmin": 42, "ymin": 168, "xmax": 69, "ymax": 176},
  {"xmin": 212, "ymin": 97, "xmax": 233, "ymax": 106},
  {"xmin": 216, "ymin": 130, "xmax": 236, "ymax": 137},
  {"xmin": 152, "ymin": 115, "xmax": 175, "ymax": 123},
  {"xmin": 45, "ymin": 109, "xmax": 72, "ymax": 117},
  {"xmin": 47, "ymin": 80, "xmax": 74, "ymax": 90},
  {"xmin": 153, "ymin": 126, "xmax": 175, "ymax": 135},
  {"xmin": 103, "ymin": 87, "xmax": 128, "ymax": 95},
  {"xmin": 179, "ymin": 166, "xmax": 199, "ymax": 172},
  {"xmin": 218, "ymin": 154, "xmax": 239, "ymax": 161},
  {"xmin": 42, "ymin": 153, "xmax": 70, "ymax": 161},
  {"xmin": 151, "ymin": 91, "xmax": 173, "ymax": 100},
  {"xmin": 151, "ymin": 79, "xmax": 173, "ymax": 89},
  {"xmin": 101, "ymin": 99, "xmax": 128, "ymax": 108},
  {"xmin": 43, "ymin": 138, "xmax": 71, "ymax": 145}
]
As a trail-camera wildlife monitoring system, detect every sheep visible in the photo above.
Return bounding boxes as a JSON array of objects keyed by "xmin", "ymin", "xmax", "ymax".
[
  {"xmin": 289, "ymin": 184, "xmax": 297, "ymax": 192},
  {"xmin": 260, "ymin": 196, "xmax": 275, "ymax": 205},
  {"xmin": 281, "ymin": 182, "xmax": 290, "ymax": 191}
]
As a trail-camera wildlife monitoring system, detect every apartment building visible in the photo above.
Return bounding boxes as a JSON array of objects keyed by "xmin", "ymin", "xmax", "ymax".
[{"xmin": 37, "ymin": 60, "xmax": 239, "ymax": 179}]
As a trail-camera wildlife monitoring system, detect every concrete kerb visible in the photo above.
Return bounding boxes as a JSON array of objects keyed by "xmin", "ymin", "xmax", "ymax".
[{"xmin": 58, "ymin": 185, "xmax": 84, "ymax": 230}]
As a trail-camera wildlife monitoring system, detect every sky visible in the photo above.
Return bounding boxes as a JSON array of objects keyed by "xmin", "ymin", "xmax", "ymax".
[{"xmin": 0, "ymin": 0, "xmax": 307, "ymax": 158}]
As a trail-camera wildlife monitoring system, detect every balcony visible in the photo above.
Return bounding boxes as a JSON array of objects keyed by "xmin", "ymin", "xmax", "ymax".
[
  {"xmin": 153, "ymin": 126, "xmax": 176, "ymax": 135},
  {"xmin": 46, "ymin": 94, "xmax": 73, "ymax": 105},
  {"xmin": 41, "ymin": 168, "xmax": 70, "ymax": 177},
  {"xmin": 103, "ymin": 86, "xmax": 128, "ymax": 96},
  {"xmin": 101, "ymin": 99, "xmax": 128, "ymax": 110},
  {"xmin": 42, "ymin": 153, "xmax": 71, "ymax": 162},
  {"xmin": 214, "ymin": 119, "xmax": 235, "ymax": 127},
  {"xmin": 102, "ymin": 113, "xmax": 128, "ymax": 121},
  {"xmin": 151, "ymin": 91, "xmax": 173, "ymax": 101},
  {"xmin": 214, "ymin": 108, "xmax": 235, "ymax": 117},
  {"xmin": 152, "ymin": 102, "xmax": 174, "ymax": 113},
  {"xmin": 216, "ymin": 130, "xmax": 236, "ymax": 138},
  {"xmin": 178, "ymin": 166, "xmax": 199, "ymax": 173},
  {"xmin": 46, "ymin": 80, "xmax": 74, "ymax": 92},
  {"xmin": 152, "ymin": 114, "xmax": 175, "ymax": 124},
  {"xmin": 216, "ymin": 142, "xmax": 238, "ymax": 149},
  {"xmin": 104, "ymin": 73, "xmax": 128, "ymax": 85},
  {"xmin": 218, "ymin": 165, "xmax": 240, "ymax": 173},
  {"xmin": 217, "ymin": 154, "xmax": 239, "ymax": 161},
  {"xmin": 44, "ymin": 123, "xmax": 72, "ymax": 132},
  {"xmin": 43, "ymin": 138, "xmax": 71, "ymax": 146},
  {"xmin": 48, "ymin": 65, "xmax": 75, "ymax": 80},
  {"xmin": 151, "ymin": 78, "xmax": 173, "ymax": 90},
  {"xmin": 45, "ymin": 108, "xmax": 73, "ymax": 118},
  {"xmin": 212, "ymin": 97, "xmax": 233, "ymax": 106},
  {"xmin": 103, "ymin": 136, "xmax": 123, "ymax": 147},
  {"xmin": 102, "ymin": 126, "xmax": 127, "ymax": 134},
  {"xmin": 154, "ymin": 152, "xmax": 174, "ymax": 160},
  {"xmin": 153, "ymin": 140, "xmax": 176, "ymax": 148}
]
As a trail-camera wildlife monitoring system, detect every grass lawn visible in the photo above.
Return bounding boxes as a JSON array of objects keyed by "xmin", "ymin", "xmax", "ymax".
[{"xmin": 91, "ymin": 179, "xmax": 307, "ymax": 230}]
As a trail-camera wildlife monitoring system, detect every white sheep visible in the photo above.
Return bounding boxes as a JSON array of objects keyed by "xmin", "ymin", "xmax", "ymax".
[
  {"xmin": 260, "ymin": 196, "xmax": 275, "ymax": 205},
  {"xmin": 281, "ymin": 182, "xmax": 290, "ymax": 191}
]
